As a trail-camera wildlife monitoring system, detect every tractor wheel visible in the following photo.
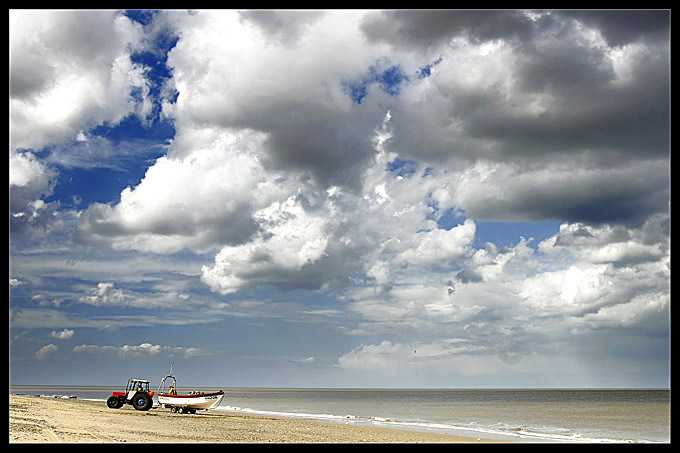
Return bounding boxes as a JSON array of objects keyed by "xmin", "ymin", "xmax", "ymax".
[
  {"xmin": 132, "ymin": 392, "xmax": 153, "ymax": 411},
  {"xmin": 106, "ymin": 396, "xmax": 122, "ymax": 409}
]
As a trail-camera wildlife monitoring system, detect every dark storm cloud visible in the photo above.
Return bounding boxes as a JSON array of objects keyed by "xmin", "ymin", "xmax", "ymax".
[
  {"xmin": 359, "ymin": 10, "xmax": 536, "ymax": 49},
  {"xmin": 256, "ymin": 107, "xmax": 383, "ymax": 189},
  {"xmin": 360, "ymin": 10, "xmax": 670, "ymax": 50},
  {"xmin": 378, "ymin": 10, "xmax": 669, "ymax": 162},
  {"xmin": 496, "ymin": 31, "xmax": 670, "ymax": 158},
  {"xmin": 556, "ymin": 10, "xmax": 670, "ymax": 47},
  {"xmin": 444, "ymin": 158, "xmax": 669, "ymax": 227}
]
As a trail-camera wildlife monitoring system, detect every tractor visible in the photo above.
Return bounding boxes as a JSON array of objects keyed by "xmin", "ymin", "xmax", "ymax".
[{"xmin": 106, "ymin": 378, "xmax": 155, "ymax": 411}]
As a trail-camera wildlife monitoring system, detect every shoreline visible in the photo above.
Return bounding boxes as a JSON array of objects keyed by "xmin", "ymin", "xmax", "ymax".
[{"xmin": 9, "ymin": 394, "xmax": 508, "ymax": 443}]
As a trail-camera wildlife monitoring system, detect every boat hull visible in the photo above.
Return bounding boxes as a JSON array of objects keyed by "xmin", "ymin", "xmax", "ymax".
[{"xmin": 157, "ymin": 391, "xmax": 224, "ymax": 410}]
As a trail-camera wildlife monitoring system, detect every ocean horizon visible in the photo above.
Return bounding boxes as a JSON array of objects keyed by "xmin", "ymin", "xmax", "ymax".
[{"xmin": 10, "ymin": 385, "xmax": 670, "ymax": 443}]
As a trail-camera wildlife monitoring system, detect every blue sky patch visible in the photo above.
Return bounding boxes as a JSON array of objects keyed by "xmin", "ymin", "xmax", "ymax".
[
  {"xmin": 474, "ymin": 219, "xmax": 562, "ymax": 248},
  {"xmin": 345, "ymin": 61, "xmax": 410, "ymax": 104},
  {"xmin": 386, "ymin": 157, "xmax": 418, "ymax": 177}
]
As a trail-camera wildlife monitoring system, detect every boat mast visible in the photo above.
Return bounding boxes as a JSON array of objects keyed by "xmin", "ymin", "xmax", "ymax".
[{"xmin": 158, "ymin": 362, "xmax": 176, "ymax": 394}]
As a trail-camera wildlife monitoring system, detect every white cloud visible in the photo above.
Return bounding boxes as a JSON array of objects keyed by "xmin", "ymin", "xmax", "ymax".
[
  {"xmin": 198, "ymin": 114, "xmax": 475, "ymax": 295},
  {"xmin": 79, "ymin": 282, "xmax": 130, "ymax": 306},
  {"xmin": 9, "ymin": 10, "xmax": 156, "ymax": 242},
  {"xmin": 76, "ymin": 281, "xmax": 222, "ymax": 312},
  {"xmin": 50, "ymin": 329, "xmax": 74, "ymax": 340},
  {"xmin": 34, "ymin": 344, "xmax": 58, "ymax": 360},
  {"xmin": 10, "ymin": 150, "xmax": 57, "ymax": 224},
  {"xmin": 335, "ymin": 337, "xmax": 631, "ymax": 387},
  {"xmin": 337, "ymin": 339, "xmax": 492, "ymax": 378},
  {"xmin": 9, "ymin": 151, "xmax": 53, "ymax": 190},
  {"xmin": 290, "ymin": 356, "xmax": 316, "ymax": 363},
  {"xmin": 201, "ymin": 195, "xmax": 331, "ymax": 294},
  {"xmin": 77, "ymin": 130, "xmax": 291, "ymax": 254},
  {"xmin": 339, "ymin": 208, "xmax": 669, "ymax": 377},
  {"xmin": 163, "ymin": 10, "xmax": 393, "ymax": 188},
  {"xmin": 396, "ymin": 219, "xmax": 476, "ymax": 268},
  {"xmin": 538, "ymin": 216, "xmax": 670, "ymax": 265},
  {"xmin": 73, "ymin": 342, "xmax": 203, "ymax": 358},
  {"xmin": 9, "ymin": 10, "xmax": 147, "ymax": 151}
]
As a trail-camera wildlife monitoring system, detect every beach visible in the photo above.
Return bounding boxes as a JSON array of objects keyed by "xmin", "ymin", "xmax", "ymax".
[{"xmin": 9, "ymin": 394, "xmax": 503, "ymax": 443}]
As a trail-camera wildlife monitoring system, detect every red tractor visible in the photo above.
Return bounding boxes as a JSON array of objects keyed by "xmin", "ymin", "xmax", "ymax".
[{"xmin": 106, "ymin": 378, "xmax": 155, "ymax": 411}]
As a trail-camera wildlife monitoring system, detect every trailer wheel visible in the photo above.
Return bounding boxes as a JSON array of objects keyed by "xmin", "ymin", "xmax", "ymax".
[
  {"xmin": 132, "ymin": 392, "xmax": 153, "ymax": 411},
  {"xmin": 170, "ymin": 406, "xmax": 178, "ymax": 413}
]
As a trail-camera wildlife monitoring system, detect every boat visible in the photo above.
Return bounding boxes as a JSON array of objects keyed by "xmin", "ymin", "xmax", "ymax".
[
  {"xmin": 157, "ymin": 363, "xmax": 225, "ymax": 414},
  {"xmin": 157, "ymin": 391, "xmax": 225, "ymax": 413}
]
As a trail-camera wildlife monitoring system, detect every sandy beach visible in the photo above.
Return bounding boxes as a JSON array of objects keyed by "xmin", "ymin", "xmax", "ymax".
[{"xmin": 9, "ymin": 394, "xmax": 505, "ymax": 443}]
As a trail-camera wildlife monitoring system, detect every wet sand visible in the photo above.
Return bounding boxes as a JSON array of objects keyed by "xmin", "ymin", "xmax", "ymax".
[{"xmin": 9, "ymin": 394, "xmax": 506, "ymax": 443}]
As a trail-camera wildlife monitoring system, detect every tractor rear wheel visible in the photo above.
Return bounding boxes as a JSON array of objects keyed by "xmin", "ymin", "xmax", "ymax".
[{"xmin": 132, "ymin": 392, "xmax": 153, "ymax": 411}]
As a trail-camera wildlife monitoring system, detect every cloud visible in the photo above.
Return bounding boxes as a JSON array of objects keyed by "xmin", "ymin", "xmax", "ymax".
[
  {"xmin": 73, "ymin": 342, "xmax": 204, "ymax": 358},
  {"xmin": 396, "ymin": 219, "xmax": 476, "ymax": 268},
  {"xmin": 76, "ymin": 281, "xmax": 229, "ymax": 313},
  {"xmin": 10, "ymin": 305, "xmax": 222, "ymax": 331},
  {"xmin": 34, "ymin": 344, "xmax": 57, "ymax": 360},
  {"xmin": 9, "ymin": 150, "xmax": 59, "ymax": 237},
  {"xmin": 75, "ymin": 9, "xmax": 670, "ymax": 270},
  {"xmin": 290, "ymin": 356, "xmax": 316, "ymax": 363},
  {"xmin": 340, "ymin": 212, "xmax": 669, "ymax": 373},
  {"xmin": 9, "ymin": 10, "xmax": 162, "ymax": 243},
  {"xmin": 367, "ymin": 11, "xmax": 669, "ymax": 225},
  {"xmin": 238, "ymin": 10, "xmax": 324, "ymax": 46},
  {"xmin": 410, "ymin": 27, "xmax": 665, "ymax": 159},
  {"xmin": 164, "ymin": 10, "xmax": 388, "ymax": 189},
  {"xmin": 429, "ymin": 159, "xmax": 669, "ymax": 226},
  {"xmin": 336, "ymin": 339, "xmax": 519, "ymax": 384},
  {"xmin": 9, "ymin": 10, "xmax": 148, "ymax": 151},
  {"xmin": 50, "ymin": 329, "xmax": 74, "ymax": 340},
  {"xmin": 539, "ymin": 215, "xmax": 670, "ymax": 265},
  {"xmin": 76, "ymin": 130, "xmax": 278, "ymax": 253},
  {"xmin": 201, "ymin": 195, "xmax": 332, "ymax": 294},
  {"xmin": 360, "ymin": 10, "xmax": 535, "ymax": 50},
  {"xmin": 199, "ymin": 115, "xmax": 472, "ymax": 294},
  {"xmin": 556, "ymin": 10, "xmax": 670, "ymax": 47}
]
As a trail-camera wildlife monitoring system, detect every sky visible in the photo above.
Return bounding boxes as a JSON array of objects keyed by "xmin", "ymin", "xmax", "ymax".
[{"xmin": 9, "ymin": 9, "xmax": 670, "ymax": 389}]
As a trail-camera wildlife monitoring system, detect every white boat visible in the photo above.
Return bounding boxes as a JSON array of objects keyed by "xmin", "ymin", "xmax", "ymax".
[
  {"xmin": 157, "ymin": 391, "xmax": 224, "ymax": 413},
  {"xmin": 157, "ymin": 363, "xmax": 225, "ymax": 414}
]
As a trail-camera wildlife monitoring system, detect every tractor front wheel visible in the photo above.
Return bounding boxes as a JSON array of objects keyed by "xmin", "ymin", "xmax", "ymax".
[{"xmin": 106, "ymin": 396, "xmax": 123, "ymax": 409}]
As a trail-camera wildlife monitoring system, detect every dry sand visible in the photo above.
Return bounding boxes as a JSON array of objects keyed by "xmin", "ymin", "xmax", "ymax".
[{"xmin": 9, "ymin": 394, "xmax": 506, "ymax": 443}]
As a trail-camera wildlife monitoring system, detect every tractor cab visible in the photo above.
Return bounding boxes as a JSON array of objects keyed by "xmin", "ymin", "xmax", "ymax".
[{"xmin": 126, "ymin": 378, "xmax": 151, "ymax": 399}]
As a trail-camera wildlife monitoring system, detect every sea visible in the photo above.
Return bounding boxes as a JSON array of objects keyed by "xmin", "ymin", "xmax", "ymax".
[{"xmin": 9, "ymin": 386, "xmax": 670, "ymax": 443}]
